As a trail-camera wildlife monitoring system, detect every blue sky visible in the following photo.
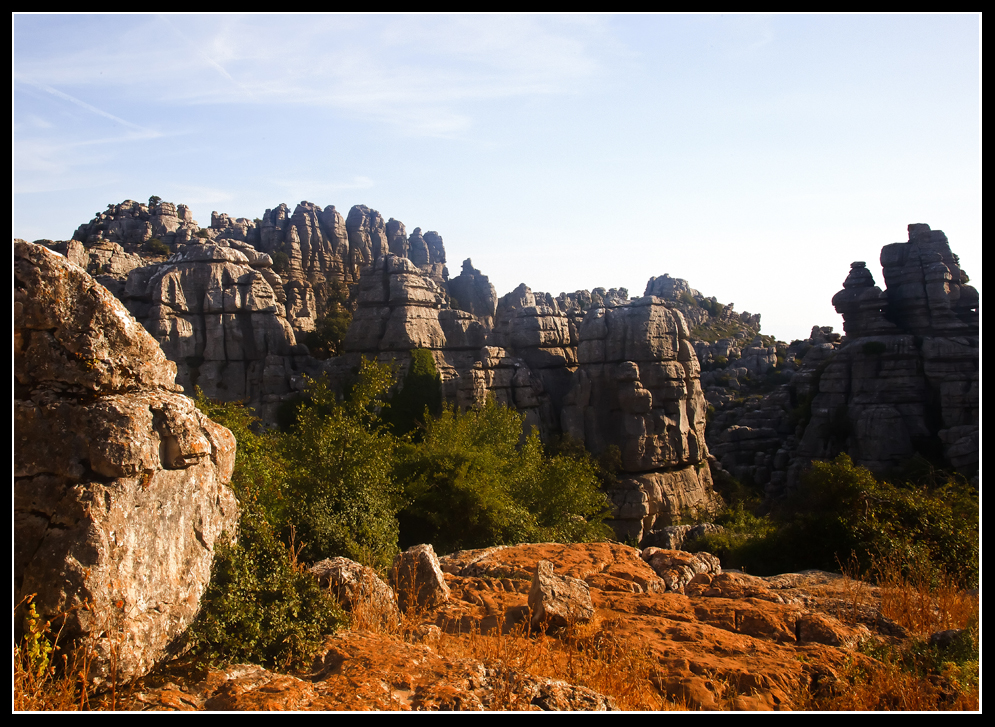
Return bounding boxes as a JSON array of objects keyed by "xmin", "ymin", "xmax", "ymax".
[{"xmin": 13, "ymin": 14, "xmax": 981, "ymax": 343}]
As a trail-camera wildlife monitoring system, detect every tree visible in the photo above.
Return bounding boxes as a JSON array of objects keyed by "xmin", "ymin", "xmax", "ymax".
[
  {"xmin": 395, "ymin": 400, "xmax": 612, "ymax": 553},
  {"xmin": 148, "ymin": 195, "xmax": 162, "ymax": 208},
  {"xmin": 283, "ymin": 363, "xmax": 401, "ymax": 572},
  {"xmin": 385, "ymin": 349, "xmax": 442, "ymax": 438}
]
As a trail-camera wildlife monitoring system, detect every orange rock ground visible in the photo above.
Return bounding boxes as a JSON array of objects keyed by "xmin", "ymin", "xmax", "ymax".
[{"xmin": 115, "ymin": 542, "xmax": 900, "ymax": 711}]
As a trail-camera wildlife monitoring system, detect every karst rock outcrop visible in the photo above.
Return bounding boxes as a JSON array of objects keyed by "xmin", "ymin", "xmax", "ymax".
[
  {"xmin": 14, "ymin": 241, "xmax": 240, "ymax": 685},
  {"xmin": 703, "ymin": 224, "xmax": 979, "ymax": 497},
  {"xmin": 801, "ymin": 223, "xmax": 979, "ymax": 477}
]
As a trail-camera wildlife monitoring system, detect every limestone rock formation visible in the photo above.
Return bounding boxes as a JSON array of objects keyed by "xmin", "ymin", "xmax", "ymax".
[
  {"xmin": 447, "ymin": 258, "xmax": 498, "ymax": 328},
  {"xmin": 310, "ymin": 557, "xmax": 400, "ymax": 628},
  {"xmin": 120, "ymin": 243, "xmax": 316, "ymax": 423},
  {"xmin": 14, "ymin": 241, "xmax": 240, "ymax": 685},
  {"xmin": 528, "ymin": 560, "xmax": 595, "ymax": 629},
  {"xmin": 562, "ymin": 296, "xmax": 721, "ymax": 541},
  {"xmin": 392, "ymin": 544, "xmax": 451, "ymax": 612},
  {"xmin": 797, "ymin": 224, "xmax": 979, "ymax": 478}
]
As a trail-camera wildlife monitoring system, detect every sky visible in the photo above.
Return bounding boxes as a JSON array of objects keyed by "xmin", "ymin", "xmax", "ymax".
[{"xmin": 13, "ymin": 14, "xmax": 981, "ymax": 343}]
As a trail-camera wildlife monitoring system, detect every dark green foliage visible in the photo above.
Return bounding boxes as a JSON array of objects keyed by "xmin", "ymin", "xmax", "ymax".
[
  {"xmin": 303, "ymin": 305, "xmax": 352, "ymax": 359},
  {"xmin": 385, "ymin": 349, "xmax": 443, "ymax": 438},
  {"xmin": 194, "ymin": 389, "xmax": 289, "ymax": 526},
  {"xmin": 186, "ymin": 509, "xmax": 346, "ymax": 670},
  {"xmin": 272, "ymin": 251, "xmax": 290, "ymax": 274},
  {"xmin": 696, "ymin": 455, "xmax": 979, "ymax": 587},
  {"xmin": 190, "ymin": 390, "xmax": 346, "ymax": 669},
  {"xmin": 678, "ymin": 290, "xmax": 698, "ymax": 308},
  {"xmin": 195, "ymin": 229, "xmax": 210, "ymax": 239},
  {"xmin": 700, "ymin": 297, "xmax": 724, "ymax": 317},
  {"xmin": 148, "ymin": 195, "xmax": 161, "ymax": 208},
  {"xmin": 395, "ymin": 401, "xmax": 612, "ymax": 553},
  {"xmin": 145, "ymin": 237, "xmax": 170, "ymax": 255},
  {"xmin": 284, "ymin": 366, "xmax": 401, "ymax": 572}
]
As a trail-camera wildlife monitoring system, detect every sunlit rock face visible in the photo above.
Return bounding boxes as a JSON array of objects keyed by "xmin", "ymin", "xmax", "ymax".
[
  {"xmin": 120, "ymin": 244, "xmax": 313, "ymax": 424},
  {"xmin": 562, "ymin": 296, "xmax": 721, "ymax": 542},
  {"xmin": 14, "ymin": 241, "xmax": 239, "ymax": 686}
]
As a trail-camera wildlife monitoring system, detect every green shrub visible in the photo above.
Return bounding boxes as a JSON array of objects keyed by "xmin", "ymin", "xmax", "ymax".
[
  {"xmin": 145, "ymin": 237, "xmax": 170, "ymax": 255},
  {"xmin": 284, "ymin": 366, "xmax": 401, "ymax": 572},
  {"xmin": 187, "ymin": 508, "xmax": 346, "ymax": 670},
  {"xmin": 303, "ymin": 304, "xmax": 353, "ymax": 359},
  {"xmin": 385, "ymin": 349, "xmax": 443, "ymax": 438},
  {"xmin": 272, "ymin": 251, "xmax": 290, "ymax": 274},
  {"xmin": 395, "ymin": 400, "xmax": 612, "ymax": 553}
]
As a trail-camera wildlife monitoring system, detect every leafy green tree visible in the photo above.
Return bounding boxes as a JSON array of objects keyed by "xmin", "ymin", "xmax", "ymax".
[
  {"xmin": 190, "ymin": 390, "xmax": 344, "ymax": 669},
  {"xmin": 283, "ymin": 364, "xmax": 401, "ymax": 571},
  {"xmin": 385, "ymin": 349, "xmax": 443, "ymax": 438},
  {"xmin": 395, "ymin": 400, "xmax": 611, "ymax": 553}
]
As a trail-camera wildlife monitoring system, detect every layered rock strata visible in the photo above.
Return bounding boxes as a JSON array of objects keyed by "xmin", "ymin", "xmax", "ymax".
[
  {"xmin": 14, "ymin": 242, "xmax": 240, "ymax": 685},
  {"xmin": 797, "ymin": 224, "xmax": 979, "ymax": 478},
  {"xmin": 120, "ymin": 243, "xmax": 318, "ymax": 424},
  {"xmin": 561, "ymin": 297, "xmax": 721, "ymax": 541}
]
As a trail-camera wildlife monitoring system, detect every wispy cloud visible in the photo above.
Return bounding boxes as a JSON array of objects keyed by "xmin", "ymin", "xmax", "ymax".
[{"xmin": 14, "ymin": 15, "xmax": 610, "ymax": 137}]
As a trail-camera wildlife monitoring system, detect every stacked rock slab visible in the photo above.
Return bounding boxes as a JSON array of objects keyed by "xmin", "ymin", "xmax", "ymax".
[
  {"xmin": 561, "ymin": 296, "xmax": 721, "ymax": 542},
  {"xmin": 796, "ymin": 224, "xmax": 978, "ymax": 479},
  {"xmin": 14, "ymin": 242, "xmax": 240, "ymax": 685},
  {"xmin": 120, "ymin": 243, "xmax": 315, "ymax": 424}
]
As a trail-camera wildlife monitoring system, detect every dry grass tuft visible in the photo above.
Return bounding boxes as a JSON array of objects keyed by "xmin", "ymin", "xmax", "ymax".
[
  {"xmin": 13, "ymin": 595, "xmax": 100, "ymax": 711},
  {"xmin": 809, "ymin": 552, "xmax": 979, "ymax": 712}
]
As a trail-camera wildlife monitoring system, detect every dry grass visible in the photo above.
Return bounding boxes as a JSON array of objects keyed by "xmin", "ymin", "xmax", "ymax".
[
  {"xmin": 431, "ymin": 612, "xmax": 673, "ymax": 710},
  {"xmin": 13, "ymin": 595, "xmax": 99, "ymax": 711},
  {"xmin": 808, "ymin": 553, "xmax": 980, "ymax": 712},
  {"xmin": 871, "ymin": 551, "xmax": 978, "ymax": 637},
  {"xmin": 347, "ymin": 567, "xmax": 676, "ymax": 711}
]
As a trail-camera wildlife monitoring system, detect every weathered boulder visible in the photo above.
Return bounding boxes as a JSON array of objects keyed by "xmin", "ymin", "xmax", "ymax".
[
  {"xmin": 641, "ymin": 548, "xmax": 722, "ymax": 594},
  {"xmin": 14, "ymin": 241, "xmax": 240, "ymax": 685},
  {"xmin": 310, "ymin": 557, "xmax": 400, "ymax": 628},
  {"xmin": 528, "ymin": 560, "xmax": 595, "ymax": 629},
  {"xmin": 392, "ymin": 544, "xmax": 451, "ymax": 612}
]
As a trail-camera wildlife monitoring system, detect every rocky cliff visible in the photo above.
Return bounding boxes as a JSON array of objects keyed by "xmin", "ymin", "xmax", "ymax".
[
  {"xmin": 703, "ymin": 224, "xmax": 979, "ymax": 497},
  {"xmin": 801, "ymin": 223, "xmax": 979, "ymax": 478},
  {"xmin": 14, "ymin": 241, "xmax": 240, "ymax": 685},
  {"xmin": 39, "ymin": 200, "xmax": 979, "ymax": 538}
]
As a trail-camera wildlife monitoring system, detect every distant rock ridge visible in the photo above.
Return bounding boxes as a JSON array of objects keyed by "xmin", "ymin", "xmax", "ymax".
[{"xmin": 42, "ymin": 200, "xmax": 977, "ymax": 536}]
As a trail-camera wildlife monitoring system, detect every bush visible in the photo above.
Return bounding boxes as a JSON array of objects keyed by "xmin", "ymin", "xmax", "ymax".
[
  {"xmin": 145, "ymin": 237, "xmax": 170, "ymax": 255},
  {"xmin": 272, "ymin": 251, "xmax": 290, "ymax": 274},
  {"xmin": 303, "ymin": 304, "xmax": 353, "ymax": 359},
  {"xmin": 395, "ymin": 400, "xmax": 612, "ymax": 553},
  {"xmin": 187, "ymin": 508, "xmax": 346, "ymax": 670},
  {"xmin": 283, "ymin": 366, "xmax": 401, "ymax": 572},
  {"xmin": 705, "ymin": 454, "xmax": 979, "ymax": 585},
  {"xmin": 385, "ymin": 349, "xmax": 443, "ymax": 438}
]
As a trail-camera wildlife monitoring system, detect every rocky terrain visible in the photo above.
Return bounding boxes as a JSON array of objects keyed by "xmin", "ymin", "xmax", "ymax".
[
  {"xmin": 26, "ymin": 201, "xmax": 980, "ymax": 541},
  {"xmin": 14, "ymin": 204, "xmax": 980, "ymax": 710},
  {"xmin": 105, "ymin": 541, "xmax": 905, "ymax": 711}
]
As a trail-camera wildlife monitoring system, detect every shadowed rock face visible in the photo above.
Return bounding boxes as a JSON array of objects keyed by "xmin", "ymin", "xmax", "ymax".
[
  {"xmin": 14, "ymin": 241, "xmax": 240, "ymax": 686},
  {"xmin": 796, "ymin": 224, "xmax": 979, "ymax": 478}
]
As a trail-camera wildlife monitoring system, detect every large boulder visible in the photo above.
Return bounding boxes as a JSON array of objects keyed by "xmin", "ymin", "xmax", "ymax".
[{"xmin": 14, "ymin": 241, "xmax": 240, "ymax": 685}]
